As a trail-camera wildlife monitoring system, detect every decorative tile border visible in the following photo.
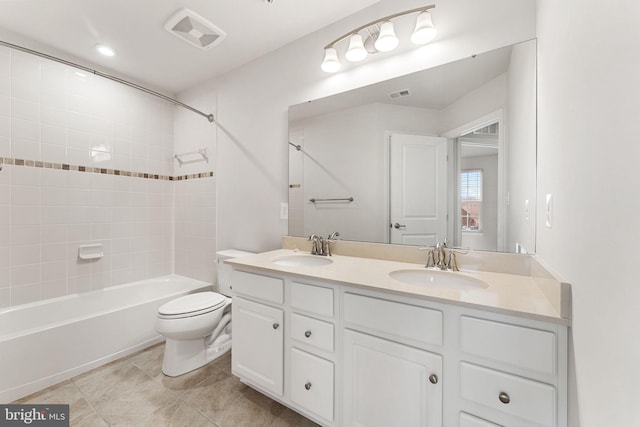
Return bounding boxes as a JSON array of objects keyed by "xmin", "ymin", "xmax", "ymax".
[{"xmin": 0, "ymin": 156, "xmax": 213, "ymax": 181}]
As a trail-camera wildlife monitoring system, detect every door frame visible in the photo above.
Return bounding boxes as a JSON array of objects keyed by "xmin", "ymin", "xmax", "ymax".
[{"xmin": 441, "ymin": 109, "xmax": 506, "ymax": 251}]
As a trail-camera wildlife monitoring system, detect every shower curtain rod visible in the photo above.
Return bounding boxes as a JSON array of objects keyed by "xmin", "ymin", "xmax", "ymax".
[{"xmin": 0, "ymin": 39, "xmax": 215, "ymax": 123}]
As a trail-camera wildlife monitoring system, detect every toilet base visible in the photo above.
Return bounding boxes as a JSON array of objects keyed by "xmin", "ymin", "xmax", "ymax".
[{"xmin": 161, "ymin": 334, "xmax": 231, "ymax": 377}]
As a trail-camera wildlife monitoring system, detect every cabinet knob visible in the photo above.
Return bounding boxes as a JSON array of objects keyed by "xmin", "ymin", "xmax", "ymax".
[
  {"xmin": 304, "ymin": 330, "xmax": 312, "ymax": 338},
  {"xmin": 305, "ymin": 382, "xmax": 312, "ymax": 390},
  {"xmin": 498, "ymin": 392, "xmax": 510, "ymax": 404},
  {"xmin": 272, "ymin": 323, "xmax": 280, "ymax": 330},
  {"xmin": 428, "ymin": 374, "xmax": 438, "ymax": 384}
]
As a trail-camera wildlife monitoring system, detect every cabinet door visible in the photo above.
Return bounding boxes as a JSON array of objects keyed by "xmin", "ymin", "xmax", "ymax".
[
  {"xmin": 232, "ymin": 296, "xmax": 284, "ymax": 396},
  {"xmin": 343, "ymin": 329, "xmax": 442, "ymax": 426}
]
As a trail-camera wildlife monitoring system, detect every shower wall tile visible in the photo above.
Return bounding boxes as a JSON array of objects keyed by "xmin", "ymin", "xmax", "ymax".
[{"xmin": 1, "ymin": 48, "xmax": 216, "ymax": 309}]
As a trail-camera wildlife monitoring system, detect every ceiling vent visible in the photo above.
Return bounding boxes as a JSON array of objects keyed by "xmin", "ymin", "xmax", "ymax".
[
  {"xmin": 164, "ymin": 8, "xmax": 226, "ymax": 50},
  {"xmin": 387, "ymin": 89, "xmax": 412, "ymax": 100}
]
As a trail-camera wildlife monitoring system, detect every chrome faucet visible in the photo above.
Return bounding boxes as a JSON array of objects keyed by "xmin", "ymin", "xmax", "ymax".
[
  {"xmin": 420, "ymin": 238, "xmax": 465, "ymax": 271},
  {"xmin": 308, "ymin": 234, "xmax": 331, "ymax": 256}
]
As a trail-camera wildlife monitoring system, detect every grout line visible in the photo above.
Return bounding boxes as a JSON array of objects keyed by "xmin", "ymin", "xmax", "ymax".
[{"xmin": 0, "ymin": 156, "xmax": 214, "ymax": 181}]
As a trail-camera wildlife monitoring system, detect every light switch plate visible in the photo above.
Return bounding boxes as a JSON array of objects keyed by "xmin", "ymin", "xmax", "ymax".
[
  {"xmin": 524, "ymin": 199, "xmax": 529, "ymax": 224},
  {"xmin": 280, "ymin": 202, "xmax": 288, "ymax": 220}
]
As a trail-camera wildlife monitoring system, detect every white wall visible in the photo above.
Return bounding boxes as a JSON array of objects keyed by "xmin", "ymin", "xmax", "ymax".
[
  {"xmin": 183, "ymin": 0, "xmax": 537, "ymax": 253},
  {"xmin": 536, "ymin": 0, "xmax": 640, "ymax": 425}
]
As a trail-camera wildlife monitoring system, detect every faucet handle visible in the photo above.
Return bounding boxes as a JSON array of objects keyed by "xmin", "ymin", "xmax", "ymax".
[{"xmin": 446, "ymin": 248, "xmax": 468, "ymax": 271}]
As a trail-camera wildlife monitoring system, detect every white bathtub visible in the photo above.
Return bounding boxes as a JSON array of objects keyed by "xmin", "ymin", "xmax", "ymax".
[{"xmin": 0, "ymin": 275, "xmax": 210, "ymax": 403}]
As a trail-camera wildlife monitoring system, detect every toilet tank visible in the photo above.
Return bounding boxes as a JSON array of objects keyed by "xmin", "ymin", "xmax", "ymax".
[{"xmin": 216, "ymin": 249, "xmax": 254, "ymax": 296}]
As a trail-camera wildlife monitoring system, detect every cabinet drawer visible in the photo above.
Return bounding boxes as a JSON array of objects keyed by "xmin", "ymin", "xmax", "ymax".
[
  {"xmin": 460, "ymin": 412, "xmax": 502, "ymax": 427},
  {"xmin": 460, "ymin": 362, "xmax": 556, "ymax": 426},
  {"xmin": 231, "ymin": 270, "xmax": 284, "ymax": 304},
  {"xmin": 291, "ymin": 313, "xmax": 334, "ymax": 352},
  {"xmin": 461, "ymin": 316, "xmax": 556, "ymax": 375},
  {"xmin": 290, "ymin": 348, "xmax": 334, "ymax": 422},
  {"xmin": 343, "ymin": 293, "xmax": 442, "ymax": 347},
  {"xmin": 291, "ymin": 282, "xmax": 333, "ymax": 317}
]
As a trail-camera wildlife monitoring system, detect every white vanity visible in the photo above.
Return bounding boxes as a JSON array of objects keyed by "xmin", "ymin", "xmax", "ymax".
[{"xmin": 227, "ymin": 242, "xmax": 570, "ymax": 427}]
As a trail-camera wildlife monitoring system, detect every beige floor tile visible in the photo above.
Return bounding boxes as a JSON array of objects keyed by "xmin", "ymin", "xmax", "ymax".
[
  {"xmin": 70, "ymin": 411, "xmax": 109, "ymax": 427},
  {"xmin": 143, "ymin": 400, "xmax": 217, "ymax": 427},
  {"xmin": 181, "ymin": 374, "xmax": 248, "ymax": 422},
  {"xmin": 12, "ymin": 344, "xmax": 319, "ymax": 427},
  {"xmin": 128, "ymin": 342, "xmax": 165, "ymax": 377},
  {"xmin": 14, "ymin": 380, "xmax": 95, "ymax": 422},
  {"xmin": 242, "ymin": 387, "xmax": 287, "ymax": 417},
  {"xmin": 270, "ymin": 407, "xmax": 321, "ymax": 427},
  {"xmin": 215, "ymin": 393, "xmax": 278, "ymax": 427}
]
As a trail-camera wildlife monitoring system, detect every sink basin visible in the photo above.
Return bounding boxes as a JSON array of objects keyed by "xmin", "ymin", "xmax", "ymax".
[
  {"xmin": 272, "ymin": 255, "xmax": 334, "ymax": 267},
  {"xmin": 389, "ymin": 269, "xmax": 488, "ymax": 290}
]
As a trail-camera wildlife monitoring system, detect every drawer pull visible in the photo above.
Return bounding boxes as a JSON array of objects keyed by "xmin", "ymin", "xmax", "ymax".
[
  {"xmin": 498, "ymin": 392, "xmax": 510, "ymax": 404},
  {"xmin": 305, "ymin": 382, "xmax": 312, "ymax": 390},
  {"xmin": 304, "ymin": 330, "xmax": 312, "ymax": 338},
  {"xmin": 428, "ymin": 374, "xmax": 438, "ymax": 384},
  {"xmin": 272, "ymin": 323, "xmax": 280, "ymax": 330}
]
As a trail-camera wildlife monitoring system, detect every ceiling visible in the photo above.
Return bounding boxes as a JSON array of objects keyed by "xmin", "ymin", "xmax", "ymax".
[{"xmin": 0, "ymin": 0, "xmax": 379, "ymax": 94}]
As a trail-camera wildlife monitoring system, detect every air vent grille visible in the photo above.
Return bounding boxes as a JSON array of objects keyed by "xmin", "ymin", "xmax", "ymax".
[
  {"xmin": 164, "ymin": 8, "xmax": 226, "ymax": 50},
  {"xmin": 387, "ymin": 89, "xmax": 412, "ymax": 100}
]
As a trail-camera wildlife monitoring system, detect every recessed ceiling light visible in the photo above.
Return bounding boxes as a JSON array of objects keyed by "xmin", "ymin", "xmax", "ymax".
[{"xmin": 96, "ymin": 44, "xmax": 116, "ymax": 57}]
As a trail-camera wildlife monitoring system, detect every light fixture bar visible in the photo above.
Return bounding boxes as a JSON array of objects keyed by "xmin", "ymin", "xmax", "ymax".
[
  {"xmin": 0, "ymin": 39, "xmax": 215, "ymax": 123},
  {"xmin": 323, "ymin": 5, "xmax": 435, "ymax": 49}
]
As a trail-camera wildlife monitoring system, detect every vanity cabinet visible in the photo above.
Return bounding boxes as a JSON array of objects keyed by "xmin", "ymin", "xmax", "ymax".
[
  {"xmin": 343, "ymin": 329, "xmax": 442, "ymax": 426},
  {"xmin": 232, "ymin": 296, "xmax": 284, "ymax": 396},
  {"xmin": 230, "ymin": 266, "xmax": 568, "ymax": 427},
  {"xmin": 457, "ymin": 315, "xmax": 566, "ymax": 427}
]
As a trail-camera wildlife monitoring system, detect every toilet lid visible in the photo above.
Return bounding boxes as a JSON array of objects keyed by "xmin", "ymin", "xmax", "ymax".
[{"xmin": 158, "ymin": 292, "xmax": 227, "ymax": 316}]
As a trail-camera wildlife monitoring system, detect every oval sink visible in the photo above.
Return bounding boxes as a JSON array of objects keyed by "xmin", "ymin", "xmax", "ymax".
[
  {"xmin": 272, "ymin": 255, "xmax": 333, "ymax": 267},
  {"xmin": 389, "ymin": 269, "xmax": 488, "ymax": 290}
]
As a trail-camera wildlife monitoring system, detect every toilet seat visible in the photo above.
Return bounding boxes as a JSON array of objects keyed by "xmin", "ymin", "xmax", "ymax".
[{"xmin": 158, "ymin": 292, "xmax": 227, "ymax": 319}]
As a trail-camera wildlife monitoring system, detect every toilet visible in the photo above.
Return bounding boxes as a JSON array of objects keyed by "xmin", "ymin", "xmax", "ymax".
[{"xmin": 155, "ymin": 249, "xmax": 253, "ymax": 377}]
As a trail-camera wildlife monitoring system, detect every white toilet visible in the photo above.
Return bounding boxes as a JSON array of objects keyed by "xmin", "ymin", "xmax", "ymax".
[{"xmin": 155, "ymin": 249, "xmax": 253, "ymax": 377}]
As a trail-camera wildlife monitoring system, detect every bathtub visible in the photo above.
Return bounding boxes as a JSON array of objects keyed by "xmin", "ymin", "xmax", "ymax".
[{"xmin": 0, "ymin": 275, "xmax": 211, "ymax": 403}]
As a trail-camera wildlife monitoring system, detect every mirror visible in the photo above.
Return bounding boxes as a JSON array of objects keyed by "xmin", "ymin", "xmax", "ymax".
[{"xmin": 288, "ymin": 39, "xmax": 536, "ymax": 254}]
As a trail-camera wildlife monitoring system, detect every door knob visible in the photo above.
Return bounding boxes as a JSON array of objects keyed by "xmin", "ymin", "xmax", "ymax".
[
  {"xmin": 304, "ymin": 330, "xmax": 312, "ymax": 338},
  {"xmin": 393, "ymin": 222, "xmax": 407, "ymax": 230},
  {"xmin": 305, "ymin": 382, "xmax": 312, "ymax": 390},
  {"xmin": 498, "ymin": 392, "xmax": 510, "ymax": 404},
  {"xmin": 272, "ymin": 323, "xmax": 280, "ymax": 330},
  {"xmin": 428, "ymin": 374, "xmax": 438, "ymax": 384}
]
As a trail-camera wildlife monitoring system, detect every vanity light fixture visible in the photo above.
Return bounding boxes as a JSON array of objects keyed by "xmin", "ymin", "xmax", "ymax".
[{"xmin": 321, "ymin": 4, "xmax": 436, "ymax": 73}]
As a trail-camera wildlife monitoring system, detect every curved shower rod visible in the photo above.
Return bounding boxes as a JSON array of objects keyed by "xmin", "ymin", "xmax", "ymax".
[{"xmin": 0, "ymin": 40, "xmax": 215, "ymax": 123}]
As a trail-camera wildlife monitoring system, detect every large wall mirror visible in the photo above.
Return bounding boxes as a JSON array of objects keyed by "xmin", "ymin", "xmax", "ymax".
[{"xmin": 288, "ymin": 39, "xmax": 536, "ymax": 254}]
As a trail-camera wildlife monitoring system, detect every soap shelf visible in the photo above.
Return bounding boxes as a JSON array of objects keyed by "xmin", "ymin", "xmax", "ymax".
[
  {"xmin": 174, "ymin": 148, "xmax": 209, "ymax": 166},
  {"xmin": 78, "ymin": 244, "xmax": 104, "ymax": 260}
]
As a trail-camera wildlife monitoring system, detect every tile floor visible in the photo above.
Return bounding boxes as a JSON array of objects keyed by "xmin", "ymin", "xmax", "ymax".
[{"xmin": 14, "ymin": 343, "xmax": 320, "ymax": 427}]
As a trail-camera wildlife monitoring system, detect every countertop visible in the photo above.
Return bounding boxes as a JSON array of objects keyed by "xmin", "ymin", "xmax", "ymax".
[{"xmin": 225, "ymin": 249, "xmax": 571, "ymax": 325}]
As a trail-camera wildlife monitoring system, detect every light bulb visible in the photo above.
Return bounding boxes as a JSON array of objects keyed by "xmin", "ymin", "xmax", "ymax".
[
  {"xmin": 321, "ymin": 47, "xmax": 341, "ymax": 73},
  {"xmin": 374, "ymin": 21, "xmax": 399, "ymax": 52},
  {"xmin": 411, "ymin": 11, "xmax": 437, "ymax": 45},
  {"xmin": 345, "ymin": 34, "xmax": 368, "ymax": 62}
]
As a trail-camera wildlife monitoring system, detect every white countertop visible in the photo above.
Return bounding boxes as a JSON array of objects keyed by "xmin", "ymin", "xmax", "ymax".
[{"xmin": 226, "ymin": 249, "xmax": 570, "ymax": 325}]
